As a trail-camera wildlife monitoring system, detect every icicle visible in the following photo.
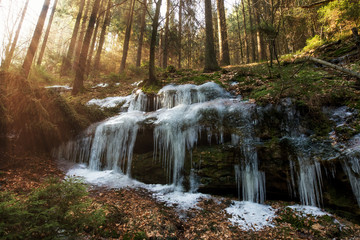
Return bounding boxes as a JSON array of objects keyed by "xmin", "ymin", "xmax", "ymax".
[{"xmin": 343, "ymin": 150, "xmax": 360, "ymax": 207}]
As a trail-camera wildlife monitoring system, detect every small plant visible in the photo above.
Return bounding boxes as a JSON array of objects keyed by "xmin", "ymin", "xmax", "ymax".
[
  {"xmin": 0, "ymin": 177, "xmax": 106, "ymax": 239},
  {"xmin": 303, "ymin": 35, "xmax": 325, "ymax": 52},
  {"xmin": 276, "ymin": 207, "xmax": 313, "ymax": 231}
]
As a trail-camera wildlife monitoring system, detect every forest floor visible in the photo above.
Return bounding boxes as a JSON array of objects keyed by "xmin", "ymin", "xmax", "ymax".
[
  {"xmin": 1, "ymin": 153, "xmax": 360, "ymax": 239},
  {"xmin": 1, "ymin": 35, "xmax": 360, "ymax": 239}
]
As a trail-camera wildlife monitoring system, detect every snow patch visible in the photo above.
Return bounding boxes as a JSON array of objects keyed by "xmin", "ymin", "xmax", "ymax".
[
  {"xmin": 67, "ymin": 164, "xmax": 144, "ymax": 189},
  {"xmin": 87, "ymin": 96, "xmax": 131, "ymax": 109},
  {"xmin": 288, "ymin": 205, "xmax": 330, "ymax": 217},
  {"xmin": 225, "ymin": 201, "xmax": 275, "ymax": 231},
  {"xmin": 45, "ymin": 85, "xmax": 72, "ymax": 90},
  {"xmin": 92, "ymin": 83, "xmax": 109, "ymax": 88}
]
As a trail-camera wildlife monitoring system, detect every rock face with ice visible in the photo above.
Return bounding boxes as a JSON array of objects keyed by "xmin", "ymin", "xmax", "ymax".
[{"xmin": 55, "ymin": 82, "xmax": 360, "ymax": 220}]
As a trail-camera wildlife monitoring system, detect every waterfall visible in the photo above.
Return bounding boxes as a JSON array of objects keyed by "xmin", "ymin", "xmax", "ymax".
[
  {"xmin": 343, "ymin": 136, "xmax": 360, "ymax": 207},
  {"xmin": 55, "ymin": 82, "xmax": 360, "ymax": 209}
]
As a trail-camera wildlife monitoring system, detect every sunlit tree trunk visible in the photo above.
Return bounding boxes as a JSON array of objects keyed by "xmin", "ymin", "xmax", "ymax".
[
  {"xmin": 37, "ymin": 0, "xmax": 58, "ymax": 66},
  {"xmin": 148, "ymin": 0, "xmax": 162, "ymax": 84},
  {"xmin": 2, "ymin": 0, "xmax": 29, "ymax": 70},
  {"xmin": 119, "ymin": 0, "xmax": 136, "ymax": 73},
  {"xmin": 86, "ymin": 0, "xmax": 105, "ymax": 76},
  {"xmin": 178, "ymin": 0, "xmax": 183, "ymax": 69},
  {"xmin": 235, "ymin": 4, "xmax": 244, "ymax": 64},
  {"xmin": 93, "ymin": 0, "xmax": 112, "ymax": 73},
  {"xmin": 162, "ymin": 0, "xmax": 170, "ymax": 69},
  {"xmin": 247, "ymin": 0, "xmax": 256, "ymax": 62},
  {"xmin": 216, "ymin": 0, "xmax": 230, "ymax": 66},
  {"xmin": 136, "ymin": 0, "xmax": 147, "ymax": 67},
  {"xmin": 73, "ymin": 0, "xmax": 91, "ymax": 70},
  {"xmin": 60, "ymin": 0, "xmax": 86, "ymax": 76},
  {"xmin": 204, "ymin": 0, "xmax": 219, "ymax": 72},
  {"xmin": 241, "ymin": 0, "xmax": 249, "ymax": 63},
  {"xmin": 22, "ymin": 0, "xmax": 50, "ymax": 79},
  {"xmin": 73, "ymin": 0, "xmax": 101, "ymax": 95}
]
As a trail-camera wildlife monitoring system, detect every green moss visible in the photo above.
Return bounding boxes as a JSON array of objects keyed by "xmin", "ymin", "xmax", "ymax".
[
  {"xmin": 276, "ymin": 207, "xmax": 313, "ymax": 231},
  {"xmin": 141, "ymin": 84, "xmax": 162, "ymax": 94}
]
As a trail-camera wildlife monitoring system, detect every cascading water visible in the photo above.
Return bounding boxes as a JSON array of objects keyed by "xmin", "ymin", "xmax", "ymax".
[
  {"xmin": 55, "ymin": 82, "xmax": 360, "ymax": 211},
  {"xmin": 56, "ymin": 82, "xmax": 266, "ymax": 202}
]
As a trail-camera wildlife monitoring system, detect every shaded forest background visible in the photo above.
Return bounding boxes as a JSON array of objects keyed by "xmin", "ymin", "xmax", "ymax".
[{"xmin": 0, "ymin": 0, "xmax": 359, "ymax": 91}]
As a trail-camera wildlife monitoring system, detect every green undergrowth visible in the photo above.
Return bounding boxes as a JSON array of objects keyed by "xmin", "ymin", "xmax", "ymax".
[
  {"xmin": 230, "ymin": 61, "xmax": 360, "ymax": 109},
  {"xmin": 275, "ymin": 207, "xmax": 356, "ymax": 239},
  {"xmin": 0, "ymin": 177, "xmax": 106, "ymax": 240}
]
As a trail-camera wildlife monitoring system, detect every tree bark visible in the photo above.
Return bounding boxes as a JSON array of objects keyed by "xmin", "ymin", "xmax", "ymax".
[
  {"xmin": 204, "ymin": 0, "xmax": 219, "ymax": 72},
  {"xmin": 60, "ymin": 0, "xmax": 86, "ymax": 76},
  {"xmin": 247, "ymin": 0, "xmax": 256, "ymax": 62},
  {"xmin": 235, "ymin": 4, "xmax": 244, "ymax": 64},
  {"xmin": 309, "ymin": 56, "xmax": 360, "ymax": 79},
  {"xmin": 352, "ymin": 27, "xmax": 360, "ymax": 55},
  {"xmin": 37, "ymin": 0, "xmax": 59, "ymax": 66},
  {"xmin": 177, "ymin": 0, "xmax": 183, "ymax": 69},
  {"xmin": 73, "ymin": 0, "xmax": 102, "ymax": 95},
  {"xmin": 22, "ymin": 0, "xmax": 51, "ymax": 79},
  {"xmin": 119, "ymin": 0, "xmax": 136, "ymax": 73},
  {"xmin": 86, "ymin": 0, "xmax": 105, "ymax": 76},
  {"xmin": 162, "ymin": 0, "xmax": 170, "ymax": 69},
  {"xmin": 216, "ymin": 0, "xmax": 230, "ymax": 66},
  {"xmin": 93, "ymin": 0, "xmax": 112, "ymax": 73},
  {"xmin": 73, "ymin": 0, "xmax": 91, "ymax": 70},
  {"xmin": 2, "ymin": 0, "xmax": 29, "ymax": 70},
  {"xmin": 241, "ymin": 0, "xmax": 249, "ymax": 63},
  {"xmin": 136, "ymin": 0, "xmax": 147, "ymax": 67},
  {"xmin": 148, "ymin": 0, "xmax": 162, "ymax": 84}
]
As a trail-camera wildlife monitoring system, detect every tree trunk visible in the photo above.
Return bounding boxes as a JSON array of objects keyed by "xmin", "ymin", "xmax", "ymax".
[
  {"xmin": 60, "ymin": 0, "xmax": 86, "ymax": 76},
  {"xmin": 178, "ymin": 0, "xmax": 183, "ymax": 69},
  {"xmin": 216, "ymin": 0, "xmax": 230, "ymax": 66},
  {"xmin": 247, "ymin": 0, "xmax": 256, "ymax": 62},
  {"xmin": 241, "ymin": 0, "xmax": 249, "ymax": 63},
  {"xmin": 119, "ymin": 0, "xmax": 136, "ymax": 73},
  {"xmin": 86, "ymin": 0, "xmax": 105, "ymax": 76},
  {"xmin": 148, "ymin": 0, "xmax": 162, "ymax": 84},
  {"xmin": 253, "ymin": 0, "xmax": 266, "ymax": 61},
  {"xmin": 73, "ymin": 0, "xmax": 91, "ymax": 70},
  {"xmin": 352, "ymin": 27, "xmax": 360, "ymax": 55},
  {"xmin": 93, "ymin": 0, "xmax": 112, "ymax": 73},
  {"xmin": 2, "ymin": 0, "xmax": 29, "ymax": 70},
  {"xmin": 22, "ymin": 0, "xmax": 50, "ymax": 79},
  {"xmin": 162, "ymin": 0, "xmax": 170, "ymax": 69},
  {"xmin": 73, "ymin": 0, "xmax": 101, "ymax": 95},
  {"xmin": 204, "ymin": 0, "xmax": 219, "ymax": 72},
  {"xmin": 37, "ymin": 0, "xmax": 58, "ymax": 66},
  {"xmin": 235, "ymin": 4, "xmax": 244, "ymax": 64},
  {"xmin": 136, "ymin": 0, "xmax": 147, "ymax": 67}
]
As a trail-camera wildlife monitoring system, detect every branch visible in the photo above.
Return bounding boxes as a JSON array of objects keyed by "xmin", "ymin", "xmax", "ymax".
[
  {"xmin": 301, "ymin": 0, "xmax": 334, "ymax": 9},
  {"xmin": 309, "ymin": 57, "xmax": 360, "ymax": 79}
]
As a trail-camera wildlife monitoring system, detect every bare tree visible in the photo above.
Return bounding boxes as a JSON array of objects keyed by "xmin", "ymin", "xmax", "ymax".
[
  {"xmin": 247, "ymin": 0, "xmax": 256, "ymax": 62},
  {"xmin": 73, "ymin": 0, "xmax": 102, "ymax": 95},
  {"xmin": 22, "ymin": 0, "xmax": 51, "ymax": 79},
  {"xmin": 178, "ymin": 0, "xmax": 183, "ymax": 69},
  {"xmin": 73, "ymin": 0, "xmax": 91, "ymax": 70},
  {"xmin": 86, "ymin": 0, "xmax": 106, "ymax": 76},
  {"xmin": 136, "ymin": 0, "xmax": 147, "ymax": 67},
  {"xmin": 60, "ymin": 0, "xmax": 86, "ymax": 76},
  {"xmin": 216, "ymin": 0, "xmax": 230, "ymax": 65},
  {"xmin": 37, "ymin": 0, "xmax": 59, "ymax": 66},
  {"xmin": 119, "ymin": 0, "xmax": 136, "ymax": 73},
  {"xmin": 93, "ymin": 0, "xmax": 112, "ymax": 72},
  {"xmin": 162, "ymin": 0, "xmax": 170, "ymax": 68},
  {"xmin": 2, "ymin": 0, "xmax": 29, "ymax": 70},
  {"xmin": 204, "ymin": 0, "xmax": 219, "ymax": 72},
  {"xmin": 147, "ymin": 0, "xmax": 162, "ymax": 84},
  {"xmin": 241, "ymin": 0, "xmax": 249, "ymax": 63}
]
